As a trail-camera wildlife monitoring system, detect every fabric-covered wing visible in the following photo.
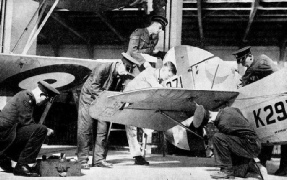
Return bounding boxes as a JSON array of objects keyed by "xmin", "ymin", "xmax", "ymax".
[
  {"xmin": 89, "ymin": 88, "xmax": 239, "ymax": 131},
  {"xmin": 0, "ymin": 53, "xmax": 120, "ymax": 96}
]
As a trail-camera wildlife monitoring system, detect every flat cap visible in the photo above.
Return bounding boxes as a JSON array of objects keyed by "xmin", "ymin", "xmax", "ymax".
[
  {"xmin": 122, "ymin": 52, "xmax": 140, "ymax": 65},
  {"xmin": 37, "ymin": 81, "xmax": 60, "ymax": 97},
  {"xmin": 232, "ymin": 46, "xmax": 251, "ymax": 59},
  {"xmin": 151, "ymin": 15, "xmax": 168, "ymax": 30}
]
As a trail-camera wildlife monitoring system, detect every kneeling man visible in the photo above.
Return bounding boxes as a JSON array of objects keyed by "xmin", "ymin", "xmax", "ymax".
[
  {"xmin": 0, "ymin": 81, "xmax": 60, "ymax": 177},
  {"xmin": 193, "ymin": 106, "xmax": 261, "ymax": 179}
]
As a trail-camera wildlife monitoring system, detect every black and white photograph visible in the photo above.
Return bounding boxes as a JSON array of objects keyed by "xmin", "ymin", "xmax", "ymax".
[{"xmin": 0, "ymin": 0, "xmax": 287, "ymax": 179}]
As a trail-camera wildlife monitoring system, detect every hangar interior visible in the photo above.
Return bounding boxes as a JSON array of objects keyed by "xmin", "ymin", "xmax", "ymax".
[
  {"xmin": 39, "ymin": 0, "xmax": 287, "ymax": 64},
  {"xmin": 0, "ymin": 0, "xmax": 286, "ymax": 154}
]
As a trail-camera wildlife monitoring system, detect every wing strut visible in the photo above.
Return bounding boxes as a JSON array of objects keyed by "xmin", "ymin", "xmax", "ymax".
[
  {"xmin": 22, "ymin": 0, "xmax": 59, "ymax": 55},
  {"xmin": 156, "ymin": 110, "xmax": 204, "ymax": 140}
]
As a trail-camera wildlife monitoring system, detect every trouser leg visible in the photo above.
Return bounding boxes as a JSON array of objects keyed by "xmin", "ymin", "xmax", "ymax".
[
  {"xmin": 212, "ymin": 133, "xmax": 233, "ymax": 169},
  {"xmin": 258, "ymin": 145, "xmax": 274, "ymax": 166},
  {"xmin": 279, "ymin": 144, "xmax": 287, "ymax": 169},
  {"xmin": 187, "ymin": 122, "xmax": 206, "ymax": 157},
  {"xmin": 93, "ymin": 120, "xmax": 109, "ymax": 163},
  {"xmin": 77, "ymin": 102, "xmax": 93, "ymax": 163},
  {"xmin": 125, "ymin": 126, "xmax": 142, "ymax": 157},
  {"xmin": 212, "ymin": 133, "xmax": 259, "ymax": 168},
  {"xmin": 6, "ymin": 124, "xmax": 47, "ymax": 164}
]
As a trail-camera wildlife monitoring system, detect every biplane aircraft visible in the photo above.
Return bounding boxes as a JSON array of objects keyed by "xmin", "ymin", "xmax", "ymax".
[
  {"xmin": 1, "ymin": 0, "xmax": 286, "ymax": 153},
  {"xmin": 88, "ymin": 45, "xmax": 287, "ymax": 151},
  {"xmin": 0, "ymin": 45, "xmax": 286, "ymax": 153}
]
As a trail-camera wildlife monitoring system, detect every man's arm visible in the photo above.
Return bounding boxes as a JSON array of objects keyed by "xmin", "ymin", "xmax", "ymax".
[
  {"xmin": 16, "ymin": 93, "xmax": 35, "ymax": 126},
  {"xmin": 242, "ymin": 54, "xmax": 279, "ymax": 86},
  {"xmin": 124, "ymin": 67, "xmax": 162, "ymax": 92},
  {"xmin": 88, "ymin": 64, "xmax": 110, "ymax": 97},
  {"xmin": 252, "ymin": 54, "xmax": 278, "ymax": 73},
  {"xmin": 141, "ymin": 68, "xmax": 162, "ymax": 88}
]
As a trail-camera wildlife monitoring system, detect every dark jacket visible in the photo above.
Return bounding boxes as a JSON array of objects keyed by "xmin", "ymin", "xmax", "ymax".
[
  {"xmin": 214, "ymin": 107, "xmax": 258, "ymax": 139},
  {"xmin": 0, "ymin": 90, "xmax": 36, "ymax": 154},
  {"xmin": 241, "ymin": 54, "xmax": 278, "ymax": 86},
  {"xmin": 80, "ymin": 62, "xmax": 120, "ymax": 107},
  {"xmin": 127, "ymin": 28, "xmax": 159, "ymax": 65}
]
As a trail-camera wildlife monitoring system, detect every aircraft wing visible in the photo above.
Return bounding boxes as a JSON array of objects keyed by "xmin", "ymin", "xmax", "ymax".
[
  {"xmin": 0, "ymin": 53, "xmax": 120, "ymax": 96},
  {"xmin": 89, "ymin": 88, "xmax": 239, "ymax": 131}
]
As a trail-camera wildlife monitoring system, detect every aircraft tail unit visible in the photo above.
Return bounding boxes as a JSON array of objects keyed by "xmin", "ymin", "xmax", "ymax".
[{"xmin": 232, "ymin": 68, "xmax": 287, "ymax": 145}]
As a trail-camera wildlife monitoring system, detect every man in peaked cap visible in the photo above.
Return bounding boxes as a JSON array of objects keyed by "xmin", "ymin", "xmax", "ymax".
[
  {"xmin": 0, "ymin": 81, "xmax": 60, "ymax": 177},
  {"xmin": 191, "ymin": 105, "xmax": 262, "ymax": 179},
  {"xmin": 232, "ymin": 46, "xmax": 278, "ymax": 87},
  {"xmin": 77, "ymin": 61, "xmax": 130, "ymax": 169},
  {"xmin": 151, "ymin": 15, "xmax": 168, "ymax": 31},
  {"xmin": 123, "ymin": 14, "xmax": 168, "ymax": 78},
  {"xmin": 233, "ymin": 47, "xmax": 287, "ymax": 176},
  {"xmin": 232, "ymin": 46, "xmax": 252, "ymax": 65}
]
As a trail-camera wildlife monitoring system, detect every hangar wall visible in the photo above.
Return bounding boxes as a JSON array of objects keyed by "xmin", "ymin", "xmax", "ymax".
[{"xmin": 37, "ymin": 44, "xmax": 281, "ymax": 63}]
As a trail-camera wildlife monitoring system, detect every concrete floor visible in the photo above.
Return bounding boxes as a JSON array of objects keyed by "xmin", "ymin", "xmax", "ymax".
[{"xmin": 0, "ymin": 145, "xmax": 286, "ymax": 180}]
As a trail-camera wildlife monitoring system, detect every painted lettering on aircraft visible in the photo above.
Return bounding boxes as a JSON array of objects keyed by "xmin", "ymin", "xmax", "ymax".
[
  {"xmin": 275, "ymin": 128, "xmax": 287, "ymax": 134},
  {"xmin": 253, "ymin": 100, "xmax": 287, "ymax": 128},
  {"xmin": 165, "ymin": 75, "xmax": 183, "ymax": 88}
]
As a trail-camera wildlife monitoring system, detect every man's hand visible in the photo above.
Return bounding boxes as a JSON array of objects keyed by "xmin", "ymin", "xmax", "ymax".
[
  {"xmin": 47, "ymin": 128, "xmax": 54, "ymax": 136},
  {"xmin": 143, "ymin": 62, "xmax": 151, "ymax": 68}
]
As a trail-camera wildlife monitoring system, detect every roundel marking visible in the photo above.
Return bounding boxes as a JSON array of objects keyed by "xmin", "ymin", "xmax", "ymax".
[
  {"xmin": 0, "ymin": 64, "xmax": 91, "ymax": 95},
  {"xmin": 19, "ymin": 72, "xmax": 76, "ymax": 90}
]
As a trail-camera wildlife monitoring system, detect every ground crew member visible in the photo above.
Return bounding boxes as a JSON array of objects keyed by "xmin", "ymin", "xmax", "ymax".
[
  {"xmin": 120, "ymin": 14, "xmax": 170, "ymax": 165},
  {"xmin": 210, "ymin": 107, "xmax": 261, "ymax": 179},
  {"xmin": 232, "ymin": 46, "xmax": 278, "ymax": 87},
  {"xmin": 233, "ymin": 46, "xmax": 287, "ymax": 176},
  {"xmin": 0, "ymin": 81, "xmax": 60, "ymax": 177},
  {"xmin": 122, "ymin": 15, "xmax": 168, "ymax": 77},
  {"xmin": 124, "ymin": 61, "xmax": 177, "ymax": 165},
  {"xmin": 77, "ymin": 61, "xmax": 129, "ymax": 169}
]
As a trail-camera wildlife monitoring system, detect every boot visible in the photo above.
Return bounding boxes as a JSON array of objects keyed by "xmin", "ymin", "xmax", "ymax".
[
  {"xmin": 13, "ymin": 163, "xmax": 40, "ymax": 177},
  {"xmin": 134, "ymin": 156, "xmax": 149, "ymax": 165},
  {"xmin": 93, "ymin": 160, "xmax": 113, "ymax": 168},
  {"xmin": 274, "ymin": 166, "xmax": 287, "ymax": 176},
  {"xmin": 210, "ymin": 167, "xmax": 234, "ymax": 179},
  {"xmin": 0, "ymin": 155, "xmax": 13, "ymax": 172},
  {"xmin": 248, "ymin": 159, "xmax": 261, "ymax": 174}
]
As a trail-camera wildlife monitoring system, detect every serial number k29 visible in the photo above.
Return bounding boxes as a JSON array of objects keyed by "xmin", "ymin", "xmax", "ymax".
[{"xmin": 253, "ymin": 100, "xmax": 287, "ymax": 128}]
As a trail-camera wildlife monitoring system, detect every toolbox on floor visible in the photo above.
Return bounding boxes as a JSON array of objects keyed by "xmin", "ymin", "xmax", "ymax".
[{"xmin": 36, "ymin": 154, "xmax": 81, "ymax": 177}]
